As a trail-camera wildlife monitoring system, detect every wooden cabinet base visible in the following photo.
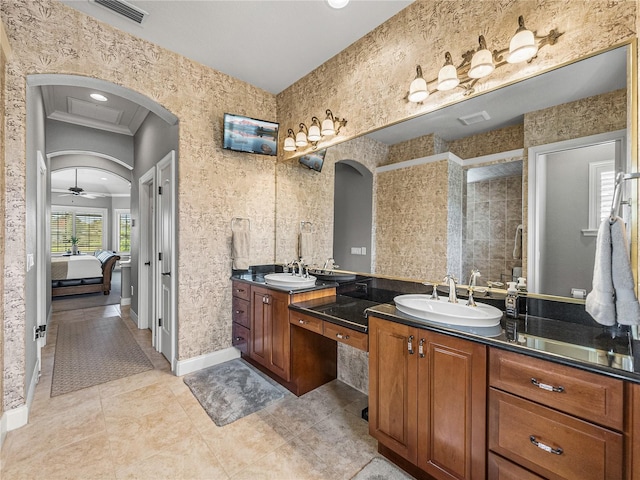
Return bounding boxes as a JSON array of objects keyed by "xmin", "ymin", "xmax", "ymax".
[
  {"xmin": 378, "ymin": 444, "xmax": 435, "ymax": 480},
  {"xmin": 241, "ymin": 325, "xmax": 337, "ymax": 397}
]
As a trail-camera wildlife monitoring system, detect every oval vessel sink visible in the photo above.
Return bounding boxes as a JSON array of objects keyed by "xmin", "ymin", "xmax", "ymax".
[
  {"xmin": 394, "ymin": 294, "xmax": 502, "ymax": 327},
  {"xmin": 309, "ymin": 270, "xmax": 357, "ymax": 282},
  {"xmin": 264, "ymin": 273, "xmax": 317, "ymax": 289}
]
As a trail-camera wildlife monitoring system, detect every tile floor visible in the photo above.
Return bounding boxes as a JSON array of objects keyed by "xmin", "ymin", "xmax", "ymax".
[{"xmin": 0, "ymin": 304, "xmax": 393, "ymax": 479}]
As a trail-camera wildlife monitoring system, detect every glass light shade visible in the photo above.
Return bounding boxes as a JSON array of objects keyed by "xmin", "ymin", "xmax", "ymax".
[
  {"xmin": 327, "ymin": 0, "xmax": 349, "ymax": 9},
  {"xmin": 506, "ymin": 29, "xmax": 538, "ymax": 63},
  {"xmin": 468, "ymin": 48, "xmax": 494, "ymax": 79},
  {"xmin": 283, "ymin": 136, "xmax": 296, "ymax": 151},
  {"xmin": 437, "ymin": 64, "xmax": 460, "ymax": 91},
  {"xmin": 295, "ymin": 131, "xmax": 308, "ymax": 147},
  {"xmin": 321, "ymin": 118, "xmax": 336, "ymax": 136},
  {"xmin": 307, "ymin": 124, "xmax": 321, "ymax": 142},
  {"xmin": 408, "ymin": 76, "xmax": 429, "ymax": 103}
]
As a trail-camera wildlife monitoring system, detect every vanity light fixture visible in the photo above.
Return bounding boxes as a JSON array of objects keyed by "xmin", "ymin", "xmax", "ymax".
[
  {"xmin": 295, "ymin": 123, "xmax": 309, "ymax": 148},
  {"xmin": 283, "ymin": 129, "xmax": 297, "ymax": 152},
  {"xmin": 407, "ymin": 15, "xmax": 562, "ymax": 102},
  {"xmin": 283, "ymin": 109, "xmax": 348, "ymax": 153}
]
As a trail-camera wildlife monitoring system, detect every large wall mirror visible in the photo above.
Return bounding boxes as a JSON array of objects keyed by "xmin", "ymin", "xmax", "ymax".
[{"xmin": 275, "ymin": 42, "xmax": 634, "ymax": 303}]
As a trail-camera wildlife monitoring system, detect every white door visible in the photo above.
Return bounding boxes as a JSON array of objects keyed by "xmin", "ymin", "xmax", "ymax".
[
  {"xmin": 156, "ymin": 151, "xmax": 176, "ymax": 367},
  {"xmin": 35, "ymin": 151, "xmax": 48, "ymax": 376},
  {"xmin": 137, "ymin": 167, "xmax": 156, "ymax": 334}
]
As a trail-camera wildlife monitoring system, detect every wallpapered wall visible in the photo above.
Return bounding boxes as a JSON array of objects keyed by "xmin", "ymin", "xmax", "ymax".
[
  {"xmin": 0, "ymin": 0, "xmax": 276, "ymax": 409},
  {"xmin": 0, "ymin": 20, "xmax": 9, "ymax": 419},
  {"xmin": 0, "ymin": 0, "xmax": 637, "ymax": 410}
]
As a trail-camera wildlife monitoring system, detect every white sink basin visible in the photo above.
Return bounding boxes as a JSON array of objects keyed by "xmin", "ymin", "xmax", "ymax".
[
  {"xmin": 264, "ymin": 273, "xmax": 317, "ymax": 289},
  {"xmin": 394, "ymin": 294, "xmax": 503, "ymax": 327}
]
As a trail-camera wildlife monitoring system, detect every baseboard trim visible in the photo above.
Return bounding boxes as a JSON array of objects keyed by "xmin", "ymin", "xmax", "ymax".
[
  {"xmin": 174, "ymin": 347, "xmax": 240, "ymax": 376},
  {"xmin": 130, "ymin": 308, "xmax": 139, "ymax": 327}
]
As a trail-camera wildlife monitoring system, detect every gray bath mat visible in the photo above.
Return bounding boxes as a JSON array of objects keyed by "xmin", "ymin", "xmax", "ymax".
[
  {"xmin": 183, "ymin": 358, "xmax": 289, "ymax": 426},
  {"xmin": 351, "ymin": 457, "xmax": 416, "ymax": 480}
]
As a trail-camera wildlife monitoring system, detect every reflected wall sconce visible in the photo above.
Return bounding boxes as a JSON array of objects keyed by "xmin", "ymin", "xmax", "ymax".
[
  {"xmin": 283, "ymin": 109, "xmax": 347, "ymax": 152},
  {"xmin": 407, "ymin": 16, "xmax": 562, "ymax": 102}
]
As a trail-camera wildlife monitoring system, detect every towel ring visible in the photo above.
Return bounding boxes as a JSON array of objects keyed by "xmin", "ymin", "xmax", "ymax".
[{"xmin": 609, "ymin": 172, "xmax": 640, "ymax": 224}]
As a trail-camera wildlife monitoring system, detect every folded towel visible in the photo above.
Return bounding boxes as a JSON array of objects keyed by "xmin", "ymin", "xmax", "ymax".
[
  {"xmin": 513, "ymin": 224, "xmax": 523, "ymax": 260},
  {"xmin": 586, "ymin": 219, "xmax": 616, "ymax": 326},
  {"xmin": 611, "ymin": 217, "xmax": 640, "ymax": 325},
  {"xmin": 232, "ymin": 227, "xmax": 250, "ymax": 270},
  {"xmin": 299, "ymin": 231, "xmax": 313, "ymax": 262}
]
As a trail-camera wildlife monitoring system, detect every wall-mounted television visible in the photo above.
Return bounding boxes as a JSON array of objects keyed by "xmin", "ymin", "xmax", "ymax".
[
  {"xmin": 299, "ymin": 149, "xmax": 326, "ymax": 172},
  {"xmin": 223, "ymin": 113, "xmax": 279, "ymax": 156}
]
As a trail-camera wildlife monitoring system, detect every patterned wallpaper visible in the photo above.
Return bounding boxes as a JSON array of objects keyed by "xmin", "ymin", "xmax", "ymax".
[
  {"xmin": 449, "ymin": 125, "xmax": 524, "ymax": 160},
  {"xmin": 0, "ymin": 0, "xmax": 637, "ymax": 410},
  {"xmin": 277, "ymin": 0, "xmax": 636, "ymax": 162},
  {"xmin": 1, "ymin": 0, "xmax": 277, "ymax": 409},
  {"xmin": 0, "ymin": 20, "xmax": 8, "ymax": 419}
]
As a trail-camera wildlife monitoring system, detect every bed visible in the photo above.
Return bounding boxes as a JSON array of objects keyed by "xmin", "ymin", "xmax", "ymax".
[{"xmin": 51, "ymin": 250, "xmax": 121, "ymax": 297}]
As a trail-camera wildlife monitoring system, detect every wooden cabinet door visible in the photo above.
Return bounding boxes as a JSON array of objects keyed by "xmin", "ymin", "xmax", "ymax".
[
  {"xmin": 250, "ymin": 287, "xmax": 270, "ymax": 368},
  {"xmin": 368, "ymin": 316, "xmax": 418, "ymax": 464},
  {"xmin": 267, "ymin": 288, "xmax": 290, "ymax": 382},
  {"xmin": 416, "ymin": 332, "xmax": 487, "ymax": 479}
]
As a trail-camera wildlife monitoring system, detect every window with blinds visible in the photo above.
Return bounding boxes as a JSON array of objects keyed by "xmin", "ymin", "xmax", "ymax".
[
  {"xmin": 586, "ymin": 160, "xmax": 616, "ymax": 234},
  {"xmin": 116, "ymin": 211, "xmax": 131, "ymax": 253},
  {"xmin": 51, "ymin": 207, "xmax": 107, "ymax": 253}
]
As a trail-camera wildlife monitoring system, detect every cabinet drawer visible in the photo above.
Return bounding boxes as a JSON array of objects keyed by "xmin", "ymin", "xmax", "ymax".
[
  {"xmin": 290, "ymin": 311, "xmax": 323, "ymax": 334},
  {"xmin": 323, "ymin": 323, "xmax": 368, "ymax": 351},
  {"xmin": 232, "ymin": 297, "xmax": 250, "ymax": 328},
  {"xmin": 232, "ymin": 281, "xmax": 250, "ymax": 301},
  {"xmin": 232, "ymin": 322, "xmax": 250, "ymax": 355},
  {"xmin": 489, "ymin": 388, "xmax": 623, "ymax": 480},
  {"xmin": 489, "ymin": 348, "xmax": 624, "ymax": 430},
  {"xmin": 488, "ymin": 453, "xmax": 544, "ymax": 480}
]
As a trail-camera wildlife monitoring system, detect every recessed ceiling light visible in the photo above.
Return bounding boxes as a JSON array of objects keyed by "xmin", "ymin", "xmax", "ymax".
[
  {"xmin": 327, "ymin": 0, "xmax": 349, "ymax": 9},
  {"xmin": 101, "ymin": 177, "xmax": 108, "ymax": 181},
  {"xmin": 90, "ymin": 93, "xmax": 108, "ymax": 102}
]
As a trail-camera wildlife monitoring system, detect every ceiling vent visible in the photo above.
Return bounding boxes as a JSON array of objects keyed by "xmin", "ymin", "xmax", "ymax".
[
  {"xmin": 458, "ymin": 111, "xmax": 491, "ymax": 126},
  {"xmin": 92, "ymin": 0, "xmax": 148, "ymax": 24}
]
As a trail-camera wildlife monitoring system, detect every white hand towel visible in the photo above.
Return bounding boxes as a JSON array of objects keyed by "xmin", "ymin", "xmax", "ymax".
[
  {"xmin": 610, "ymin": 217, "xmax": 640, "ymax": 325},
  {"xmin": 299, "ymin": 232, "xmax": 313, "ymax": 262},
  {"xmin": 585, "ymin": 219, "xmax": 616, "ymax": 326},
  {"xmin": 232, "ymin": 228, "xmax": 250, "ymax": 270}
]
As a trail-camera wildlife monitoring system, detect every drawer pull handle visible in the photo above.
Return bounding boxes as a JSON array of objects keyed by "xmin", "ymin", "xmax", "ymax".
[
  {"xmin": 531, "ymin": 378, "xmax": 565, "ymax": 393},
  {"xmin": 336, "ymin": 333, "xmax": 350, "ymax": 340},
  {"xmin": 408, "ymin": 335, "xmax": 415, "ymax": 355},
  {"xmin": 236, "ymin": 289, "xmax": 245, "ymax": 294},
  {"xmin": 418, "ymin": 338, "xmax": 425, "ymax": 358},
  {"xmin": 298, "ymin": 319, "xmax": 308, "ymax": 324},
  {"xmin": 530, "ymin": 436, "xmax": 563, "ymax": 455},
  {"xmin": 235, "ymin": 310, "xmax": 244, "ymax": 314}
]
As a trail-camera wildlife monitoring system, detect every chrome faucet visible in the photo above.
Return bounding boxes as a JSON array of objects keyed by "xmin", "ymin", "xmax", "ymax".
[
  {"xmin": 322, "ymin": 257, "xmax": 338, "ymax": 272},
  {"xmin": 443, "ymin": 274, "xmax": 458, "ymax": 303},
  {"xmin": 467, "ymin": 269, "xmax": 481, "ymax": 307}
]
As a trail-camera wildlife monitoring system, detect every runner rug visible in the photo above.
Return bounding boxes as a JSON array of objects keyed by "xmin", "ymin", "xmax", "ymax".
[
  {"xmin": 183, "ymin": 358, "xmax": 289, "ymax": 426},
  {"xmin": 51, "ymin": 316, "xmax": 154, "ymax": 397}
]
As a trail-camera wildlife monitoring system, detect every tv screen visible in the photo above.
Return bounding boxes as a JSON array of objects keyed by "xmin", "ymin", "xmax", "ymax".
[
  {"xmin": 223, "ymin": 113, "xmax": 279, "ymax": 156},
  {"xmin": 299, "ymin": 149, "xmax": 326, "ymax": 172}
]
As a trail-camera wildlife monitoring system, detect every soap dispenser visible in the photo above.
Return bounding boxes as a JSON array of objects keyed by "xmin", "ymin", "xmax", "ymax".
[{"xmin": 505, "ymin": 282, "xmax": 519, "ymax": 318}]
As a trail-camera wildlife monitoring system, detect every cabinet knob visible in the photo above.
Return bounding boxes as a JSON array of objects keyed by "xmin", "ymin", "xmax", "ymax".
[
  {"xmin": 298, "ymin": 319, "xmax": 307, "ymax": 324},
  {"xmin": 235, "ymin": 310, "xmax": 244, "ymax": 314},
  {"xmin": 234, "ymin": 336, "xmax": 244, "ymax": 342},
  {"xmin": 336, "ymin": 333, "xmax": 350, "ymax": 340}
]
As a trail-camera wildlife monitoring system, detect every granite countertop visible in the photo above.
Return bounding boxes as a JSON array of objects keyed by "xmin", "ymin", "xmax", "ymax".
[{"xmin": 232, "ymin": 266, "xmax": 640, "ymax": 384}]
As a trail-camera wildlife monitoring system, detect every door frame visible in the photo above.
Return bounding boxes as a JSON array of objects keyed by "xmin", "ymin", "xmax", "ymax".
[
  {"xmin": 156, "ymin": 151, "xmax": 177, "ymax": 371},
  {"xmin": 527, "ymin": 129, "xmax": 627, "ymax": 294},
  {"xmin": 36, "ymin": 151, "xmax": 48, "ymax": 374},
  {"xmin": 138, "ymin": 166, "xmax": 156, "ymax": 332}
]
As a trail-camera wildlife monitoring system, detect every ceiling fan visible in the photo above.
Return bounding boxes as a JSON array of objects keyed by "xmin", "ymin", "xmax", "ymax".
[{"xmin": 58, "ymin": 169, "xmax": 105, "ymax": 199}]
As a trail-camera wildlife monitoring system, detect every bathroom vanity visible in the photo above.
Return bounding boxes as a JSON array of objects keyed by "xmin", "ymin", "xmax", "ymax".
[{"xmin": 230, "ymin": 270, "xmax": 640, "ymax": 479}]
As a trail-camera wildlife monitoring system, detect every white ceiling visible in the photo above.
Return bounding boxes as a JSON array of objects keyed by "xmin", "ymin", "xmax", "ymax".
[
  {"xmin": 51, "ymin": 168, "xmax": 131, "ymax": 198},
  {"xmin": 59, "ymin": 0, "xmax": 413, "ymax": 94}
]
